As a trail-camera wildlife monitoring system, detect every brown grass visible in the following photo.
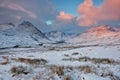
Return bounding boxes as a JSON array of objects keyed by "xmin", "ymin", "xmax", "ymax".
[
  {"xmin": 10, "ymin": 65, "xmax": 31, "ymax": 76},
  {"xmin": 62, "ymin": 56, "xmax": 117, "ymax": 64},
  {"xmin": 0, "ymin": 61, "xmax": 9, "ymax": 65},
  {"xmin": 48, "ymin": 47, "xmax": 55, "ymax": 51},
  {"xmin": 78, "ymin": 66, "xmax": 92, "ymax": 73},
  {"xmin": 49, "ymin": 65, "xmax": 64, "ymax": 76},
  {"xmin": 14, "ymin": 58, "xmax": 47, "ymax": 65},
  {"xmin": 56, "ymin": 66, "xmax": 64, "ymax": 76},
  {"xmin": 0, "ymin": 56, "xmax": 9, "ymax": 65},
  {"xmin": 91, "ymin": 58, "xmax": 114, "ymax": 64}
]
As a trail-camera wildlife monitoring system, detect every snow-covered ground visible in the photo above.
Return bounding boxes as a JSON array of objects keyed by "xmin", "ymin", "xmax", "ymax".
[
  {"xmin": 0, "ymin": 23, "xmax": 120, "ymax": 80},
  {"xmin": 0, "ymin": 44, "xmax": 120, "ymax": 80},
  {"xmin": 68, "ymin": 26, "xmax": 120, "ymax": 45}
]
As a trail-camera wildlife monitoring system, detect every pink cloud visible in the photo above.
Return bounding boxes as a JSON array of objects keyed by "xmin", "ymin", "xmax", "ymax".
[
  {"xmin": 77, "ymin": 0, "xmax": 120, "ymax": 26},
  {"xmin": 0, "ymin": 1, "xmax": 37, "ymax": 18},
  {"xmin": 57, "ymin": 11, "xmax": 74, "ymax": 22}
]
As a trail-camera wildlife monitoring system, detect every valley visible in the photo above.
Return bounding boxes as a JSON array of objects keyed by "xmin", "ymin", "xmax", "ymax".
[{"xmin": 0, "ymin": 22, "xmax": 120, "ymax": 80}]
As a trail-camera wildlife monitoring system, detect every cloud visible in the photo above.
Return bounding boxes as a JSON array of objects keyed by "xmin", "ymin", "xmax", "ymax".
[
  {"xmin": 0, "ymin": 1, "xmax": 37, "ymax": 18},
  {"xmin": 0, "ymin": 0, "xmax": 58, "ymax": 31},
  {"xmin": 51, "ymin": 11, "xmax": 75, "ymax": 30},
  {"xmin": 57, "ymin": 11, "xmax": 74, "ymax": 22},
  {"xmin": 77, "ymin": 0, "xmax": 120, "ymax": 26}
]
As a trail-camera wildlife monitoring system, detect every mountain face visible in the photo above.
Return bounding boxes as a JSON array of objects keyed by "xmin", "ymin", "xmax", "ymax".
[
  {"xmin": 0, "ymin": 23, "xmax": 15, "ymax": 31},
  {"xmin": 68, "ymin": 25, "xmax": 120, "ymax": 45},
  {"xmin": 45, "ymin": 31, "xmax": 77, "ymax": 42},
  {"xmin": 0, "ymin": 21, "xmax": 49, "ymax": 48},
  {"xmin": 15, "ymin": 21, "xmax": 48, "ymax": 41},
  {"xmin": 0, "ymin": 22, "xmax": 120, "ymax": 48}
]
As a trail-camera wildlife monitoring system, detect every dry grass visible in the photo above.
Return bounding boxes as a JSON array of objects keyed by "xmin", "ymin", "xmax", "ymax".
[
  {"xmin": 78, "ymin": 66, "xmax": 92, "ymax": 73},
  {"xmin": 10, "ymin": 65, "xmax": 32, "ymax": 77},
  {"xmin": 49, "ymin": 65, "xmax": 64, "ymax": 76},
  {"xmin": 78, "ymin": 57, "xmax": 90, "ymax": 62},
  {"xmin": 0, "ymin": 56, "xmax": 9, "ymax": 65},
  {"xmin": 32, "ymin": 72, "xmax": 42, "ymax": 80},
  {"xmin": 91, "ymin": 58, "xmax": 114, "ymax": 64},
  {"xmin": 55, "ymin": 66, "xmax": 64, "ymax": 76},
  {"xmin": 14, "ymin": 58, "xmax": 47, "ymax": 65},
  {"xmin": 62, "ymin": 56, "xmax": 117, "ymax": 64},
  {"xmin": 72, "ymin": 52, "xmax": 79, "ymax": 55},
  {"xmin": 0, "ymin": 61, "xmax": 9, "ymax": 65},
  {"xmin": 48, "ymin": 47, "xmax": 55, "ymax": 51},
  {"xmin": 64, "ymin": 54, "xmax": 70, "ymax": 57}
]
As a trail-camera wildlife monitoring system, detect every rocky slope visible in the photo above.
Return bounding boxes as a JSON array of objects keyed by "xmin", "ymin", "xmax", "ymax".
[
  {"xmin": 0, "ymin": 21, "xmax": 49, "ymax": 48},
  {"xmin": 68, "ymin": 25, "xmax": 120, "ymax": 45}
]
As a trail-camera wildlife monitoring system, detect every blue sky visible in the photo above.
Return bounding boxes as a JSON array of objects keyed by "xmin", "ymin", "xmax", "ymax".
[
  {"xmin": 51, "ymin": 0, "xmax": 104, "ymax": 16},
  {"xmin": 51, "ymin": 0, "xmax": 84, "ymax": 16}
]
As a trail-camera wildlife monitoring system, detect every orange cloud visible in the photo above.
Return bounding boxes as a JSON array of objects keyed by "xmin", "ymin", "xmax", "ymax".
[
  {"xmin": 77, "ymin": 0, "xmax": 120, "ymax": 26},
  {"xmin": 57, "ymin": 11, "xmax": 74, "ymax": 22}
]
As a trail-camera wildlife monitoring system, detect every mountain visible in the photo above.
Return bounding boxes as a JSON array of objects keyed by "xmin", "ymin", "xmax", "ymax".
[
  {"xmin": 0, "ymin": 23, "xmax": 15, "ymax": 31},
  {"xmin": 15, "ymin": 21, "xmax": 48, "ymax": 41},
  {"xmin": 68, "ymin": 25, "xmax": 120, "ymax": 45},
  {"xmin": 45, "ymin": 31, "xmax": 77, "ymax": 43},
  {"xmin": 0, "ymin": 21, "xmax": 49, "ymax": 48}
]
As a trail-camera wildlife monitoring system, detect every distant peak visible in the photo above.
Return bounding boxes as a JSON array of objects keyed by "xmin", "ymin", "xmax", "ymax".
[
  {"xmin": 87, "ymin": 25, "xmax": 119, "ymax": 33},
  {"xmin": 94, "ymin": 25, "xmax": 110, "ymax": 30},
  {"xmin": 0, "ymin": 22, "xmax": 15, "ymax": 27},
  {"xmin": 19, "ymin": 21, "xmax": 34, "ymax": 26},
  {"xmin": 0, "ymin": 22, "xmax": 15, "ymax": 30},
  {"xmin": 7, "ymin": 23, "xmax": 15, "ymax": 27}
]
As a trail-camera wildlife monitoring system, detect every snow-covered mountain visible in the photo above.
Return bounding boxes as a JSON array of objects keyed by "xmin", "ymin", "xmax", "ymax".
[
  {"xmin": 0, "ymin": 21, "xmax": 49, "ymax": 48},
  {"xmin": 45, "ymin": 31, "xmax": 77, "ymax": 42},
  {"xmin": 0, "ymin": 22, "xmax": 120, "ymax": 48},
  {"xmin": 0, "ymin": 23, "xmax": 15, "ymax": 31},
  {"xmin": 15, "ymin": 21, "xmax": 48, "ymax": 40},
  {"xmin": 68, "ymin": 25, "xmax": 120, "ymax": 45}
]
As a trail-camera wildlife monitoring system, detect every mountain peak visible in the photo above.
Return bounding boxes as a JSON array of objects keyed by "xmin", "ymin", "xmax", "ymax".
[
  {"xmin": 77, "ymin": 25, "xmax": 120, "ymax": 39},
  {"xmin": 86, "ymin": 25, "xmax": 119, "ymax": 34},
  {"xmin": 0, "ymin": 22, "xmax": 15, "ymax": 30},
  {"xmin": 18, "ymin": 21, "xmax": 38, "ymax": 31},
  {"xmin": 68, "ymin": 25, "xmax": 120, "ymax": 44},
  {"xmin": 19, "ymin": 21, "xmax": 34, "ymax": 27}
]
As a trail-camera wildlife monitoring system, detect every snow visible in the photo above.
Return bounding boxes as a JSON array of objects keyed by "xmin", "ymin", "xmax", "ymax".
[
  {"xmin": 68, "ymin": 26, "xmax": 120, "ymax": 45},
  {"xmin": 0, "ymin": 23, "xmax": 15, "ymax": 31},
  {"xmin": 0, "ymin": 44, "xmax": 120, "ymax": 80},
  {"xmin": 45, "ymin": 31, "xmax": 77, "ymax": 42},
  {"xmin": 0, "ymin": 21, "xmax": 50, "ymax": 48},
  {"xmin": 80, "ymin": 74, "xmax": 110, "ymax": 80},
  {"xmin": 0, "ymin": 24, "xmax": 120, "ymax": 80}
]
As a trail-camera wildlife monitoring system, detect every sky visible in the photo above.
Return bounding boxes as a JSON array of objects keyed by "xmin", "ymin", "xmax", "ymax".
[{"xmin": 0, "ymin": 0, "xmax": 120, "ymax": 33}]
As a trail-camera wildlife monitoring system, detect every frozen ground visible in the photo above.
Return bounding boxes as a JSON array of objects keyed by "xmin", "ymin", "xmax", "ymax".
[{"xmin": 0, "ymin": 44, "xmax": 120, "ymax": 80}]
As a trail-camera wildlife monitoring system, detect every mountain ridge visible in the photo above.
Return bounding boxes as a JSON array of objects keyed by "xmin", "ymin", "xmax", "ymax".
[
  {"xmin": 0, "ymin": 21, "xmax": 49, "ymax": 48},
  {"xmin": 68, "ymin": 25, "xmax": 120, "ymax": 45}
]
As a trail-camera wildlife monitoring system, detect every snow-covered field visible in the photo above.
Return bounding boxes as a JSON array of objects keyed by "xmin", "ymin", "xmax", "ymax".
[
  {"xmin": 0, "ymin": 44, "xmax": 120, "ymax": 80},
  {"xmin": 0, "ymin": 23, "xmax": 120, "ymax": 80}
]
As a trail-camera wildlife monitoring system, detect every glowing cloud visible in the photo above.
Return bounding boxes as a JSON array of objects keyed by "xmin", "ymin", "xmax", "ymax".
[{"xmin": 57, "ymin": 11, "xmax": 74, "ymax": 22}]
